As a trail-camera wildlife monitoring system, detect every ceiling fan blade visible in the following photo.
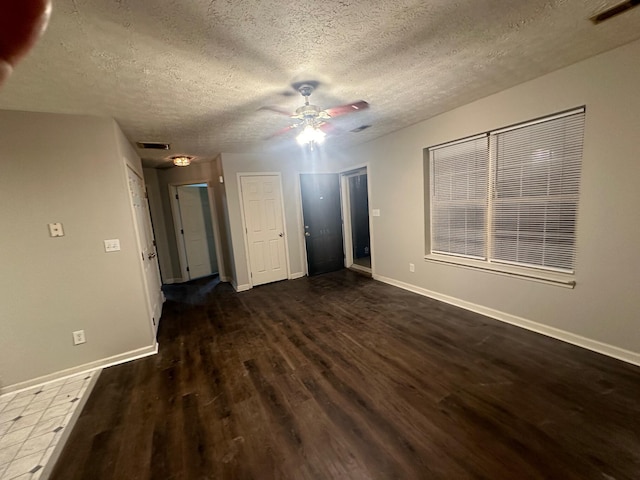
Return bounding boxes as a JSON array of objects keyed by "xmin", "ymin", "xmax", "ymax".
[
  {"xmin": 324, "ymin": 100, "xmax": 369, "ymax": 118},
  {"xmin": 266, "ymin": 123, "xmax": 299, "ymax": 140},
  {"xmin": 258, "ymin": 105, "xmax": 294, "ymax": 116},
  {"xmin": 318, "ymin": 122, "xmax": 341, "ymax": 135}
]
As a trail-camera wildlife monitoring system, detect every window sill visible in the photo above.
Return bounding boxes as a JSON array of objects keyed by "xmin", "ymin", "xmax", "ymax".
[{"xmin": 424, "ymin": 254, "xmax": 576, "ymax": 288}]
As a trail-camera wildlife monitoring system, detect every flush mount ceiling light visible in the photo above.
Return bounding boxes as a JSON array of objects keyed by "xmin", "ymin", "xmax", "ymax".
[{"xmin": 171, "ymin": 155, "xmax": 192, "ymax": 167}]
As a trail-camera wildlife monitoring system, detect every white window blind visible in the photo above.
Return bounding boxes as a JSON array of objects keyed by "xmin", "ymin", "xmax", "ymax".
[
  {"xmin": 428, "ymin": 108, "xmax": 585, "ymax": 275},
  {"xmin": 490, "ymin": 110, "xmax": 585, "ymax": 272},
  {"xmin": 430, "ymin": 135, "xmax": 488, "ymax": 259}
]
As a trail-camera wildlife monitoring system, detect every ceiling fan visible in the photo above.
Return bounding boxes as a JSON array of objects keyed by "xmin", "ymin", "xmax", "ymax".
[{"xmin": 261, "ymin": 81, "xmax": 369, "ymax": 145}]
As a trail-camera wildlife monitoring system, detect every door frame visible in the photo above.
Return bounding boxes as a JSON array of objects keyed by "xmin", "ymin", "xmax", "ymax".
[
  {"xmin": 339, "ymin": 163, "xmax": 374, "ymax": 274},
  {"xmin": 296, "ymin": 168, "xmax": 335, "ymax": 277},
  {"xmin": 168, "ymin": 179, "xmax": 225, "ymax": 283},
  {"xmin": 124, "ymin": 162, "xmax": 163, "ymax": 337},
  {"xmin": 237, "ymin": 172, "xmax": 292, "ymax": 288}
]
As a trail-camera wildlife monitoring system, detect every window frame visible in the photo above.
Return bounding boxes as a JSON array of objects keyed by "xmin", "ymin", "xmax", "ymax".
[{"xmin": 424, "ymin": 107, "xmax": 585, "ymax": 288}]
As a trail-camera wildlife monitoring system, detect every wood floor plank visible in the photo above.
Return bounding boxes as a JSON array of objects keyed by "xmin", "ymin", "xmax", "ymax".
[{"xmin": 49, "ymin": 270, "xmax": 640, "ymax": 479}]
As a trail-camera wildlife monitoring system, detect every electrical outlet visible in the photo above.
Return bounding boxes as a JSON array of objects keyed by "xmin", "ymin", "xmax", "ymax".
[
  {"xmin": 409, "ymin": 263, "xmax": 415, "ymax": 272},
  {"xmin": 72, "ymin": 330, "xmax": 86, "ymax": 345}
]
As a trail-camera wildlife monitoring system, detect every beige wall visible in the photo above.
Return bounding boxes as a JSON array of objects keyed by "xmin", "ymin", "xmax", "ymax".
[
  {"xmin": 330, "ymin": 39, "xmax": 640, "ymax": 360},
  {"xmin": 0, "ymin": 111, "xmax": 155, "ymax": 390}
]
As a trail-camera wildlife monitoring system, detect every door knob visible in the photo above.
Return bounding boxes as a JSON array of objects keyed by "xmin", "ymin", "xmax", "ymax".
[
  {"xmin": 305, "ymin": 232, "xmax": 311, "ymax": 237},
  {"xmin": 148, "ymin": 252, "xmax": 157, "ymax": 259},
  {"xmin": 279, "ymin": 232, "xmax": 284, "ymax": 237}
]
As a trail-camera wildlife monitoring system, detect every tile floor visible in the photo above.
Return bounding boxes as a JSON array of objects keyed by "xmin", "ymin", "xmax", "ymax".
[{"xmin": 0, "ymin": 371, "xmax": 98, "ymax": 480}]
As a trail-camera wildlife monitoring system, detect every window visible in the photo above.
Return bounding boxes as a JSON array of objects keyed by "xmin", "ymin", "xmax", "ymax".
[{"xmin": 427, "ymin": 108, "xmax": 585, "ymax": 278}]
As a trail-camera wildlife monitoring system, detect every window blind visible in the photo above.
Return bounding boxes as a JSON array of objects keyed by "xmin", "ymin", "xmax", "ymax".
[
  {"xmin": 490, "ymin": 109, "xmax": 585, "ymax": 272},
  {"xmin": 430, "ymin": 135, "xmax": 489, "ymax": 259}
]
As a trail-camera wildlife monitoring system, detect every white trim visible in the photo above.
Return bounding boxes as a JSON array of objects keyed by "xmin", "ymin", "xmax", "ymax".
[
  {"xmin": 0, "ymin": 343, "xmax": 159, "ymax": 396},
  {"xmin": 491, "ymin": 106, "xmax": 585, "ymax": 135},
  {"xmin": 349, "ymin": 263, "xmax": 371, "ymax": 274},
  {"xmin": 340, "ymin": 173, "xmax": 353, "ymax": 268},
  {"xmin": 219, "ymin": 275, "xmax": 232, "ymax": 283},
  {"xmin": 295, "ymin": 173, "xmax": 309, "ymax": 277},
  {"xmin": 428, "ymin": 133, "xmax": 488, "ymax": 151},
  {"xmin": 162, "ymin": 277, "xmax": 184, "ymax": 285},
  {"xmin": 289, "ymin": 271, "xmax": 306, "ymax": 280},
  {"xmin": 373, "ymin": 274, "xmax": 640, "ymax": 367},
  {"xmin": 233, "ymin": 282, "xmax": 252, "ymax": 292},
  {"xmin": 237, "ymin": 172, "xmax": 291, "ymax": 288},
  {"xmin": 340, "ymin": 166, "xmax": 373, "ymax": 274},
  {"xmin": 125, "ymin": 163, "xmax": 163, "ymax": 338},
  {"xmin": 425, "ymin": 254, "xmax": 575, "ymax": 288},
  {"xmin": 169, "ymin": 178, "xmax": 224, "ymax": 283}
]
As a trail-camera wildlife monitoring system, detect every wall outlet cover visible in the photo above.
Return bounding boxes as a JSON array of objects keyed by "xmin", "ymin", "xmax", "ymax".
[{"xmin": 72, "ymin": 330, "xmax": 86, "ymax": 345}]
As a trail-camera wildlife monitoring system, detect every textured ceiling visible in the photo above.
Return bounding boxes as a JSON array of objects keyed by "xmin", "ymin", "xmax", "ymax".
[{"xmin": 1, "ymin": 0, "xmax": 639, "ymax": 168}]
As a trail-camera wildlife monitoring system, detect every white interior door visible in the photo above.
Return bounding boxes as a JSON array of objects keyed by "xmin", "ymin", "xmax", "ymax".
[
  {"xmin": 240, "ymin": 175, "xmax": 288, "ymax": 286},
  {"xmin": 176, "ymin": 185, "xmax": 214, "ymax": 280},
  {"xmin": 127, "ymin": 166, "xmax": 163, "ymax": 335}
]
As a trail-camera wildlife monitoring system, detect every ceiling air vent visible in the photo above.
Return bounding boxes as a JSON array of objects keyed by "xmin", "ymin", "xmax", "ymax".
[
  {"xmin": 351, "ymin": 125, "xmax": 371, "ymax": 133},
  {"xmin": 136, "ymin": 142, "xmax": 170, "ymax": 150},
  {"xmin": 591, "ymin": 0, "xmax": 640, "ymax": 24}
]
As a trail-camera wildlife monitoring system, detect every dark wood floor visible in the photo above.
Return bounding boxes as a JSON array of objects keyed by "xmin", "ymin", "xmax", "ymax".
[{"xmin": 50, "ymin": 270, "xmax": 640, "ymax": 479}]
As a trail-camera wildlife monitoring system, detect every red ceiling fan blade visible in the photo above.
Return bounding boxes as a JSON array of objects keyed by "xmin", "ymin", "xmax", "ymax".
[
  {"xmin": 318, "ymin": 122, "xmax": 341, "ymax": 135},
  {"xmin": 258, "ymin": 105, "xmax": 294, "ymax": 116},
  {"xmin": 324, "ymin": 100, "xmax": 369, "ymax": 118},
  {"xmin": 266, "ymin": 123, "xmax": 299, "ymax": 139}
]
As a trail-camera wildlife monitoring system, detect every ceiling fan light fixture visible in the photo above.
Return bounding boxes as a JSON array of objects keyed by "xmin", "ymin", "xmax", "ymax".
[
  {"xmin": 171, "ymin": 155, "xmax": 192, "ymax": 167},
  {"xmin": 296, "ymin": 125, "xmax": 325, "ymax": 146}
]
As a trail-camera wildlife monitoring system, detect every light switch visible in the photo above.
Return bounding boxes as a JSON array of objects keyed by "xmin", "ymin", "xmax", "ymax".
[
  {"xmin": 104, "ymin": 239, "xmax": 121, "ymax": 252},
  {"xmin": 48, "ymin": 223, "xmax": 64, "ymax": 237},
  {"xmin": 372, "ymin": 209, "xmax": 380, "ymax": 217}
]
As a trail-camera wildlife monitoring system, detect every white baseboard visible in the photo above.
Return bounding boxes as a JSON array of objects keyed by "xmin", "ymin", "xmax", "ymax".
[
  {"xmin": 349, "ymin": 264, "xmax": 372, "ymax": 275},
  {"xmin": 219, "ymin": 275, "xmax": 231, "ymax": 283},
  {"xmin": 162, "ymin": 278, "xmax": 183, "ymax": 285},
  {"xmin": 289, "ymin": 272, "xmax": 305, "ymax": 280},
  {"xmin": 232, "ymin": 282, "xmax": 251, "ymax": 292},
  {"xmin": 0, "ymin": 342, "xmax": 159, "ymax": 396},
  {"xmin": 373, "ymin": 274, "xmax": 640, "ymax": 367}
]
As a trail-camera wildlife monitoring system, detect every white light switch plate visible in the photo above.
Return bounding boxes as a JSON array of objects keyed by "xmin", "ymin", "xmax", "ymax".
[
  {"xmin": 104, "ymin": 239, "xmax": 121, "ymax": 252},
  {"xmin": 372, "ymin": 209, "xmax": 381, "ymax": 217}
]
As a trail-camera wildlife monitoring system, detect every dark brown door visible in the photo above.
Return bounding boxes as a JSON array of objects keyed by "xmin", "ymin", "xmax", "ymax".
[{"xmin": 300, "ymin": 174, "xmax": 344, "ymax": 276}]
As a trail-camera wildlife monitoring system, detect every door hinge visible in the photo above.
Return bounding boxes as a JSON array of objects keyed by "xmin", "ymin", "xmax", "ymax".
[
  {"xmin": 175, "ymin": 194, "xmax": 179, "ymax": 200},
  {"xmin": 180, "ymin": 229, "xmax": 184, "ymax": 234},
  {"xmin": 141, "ymin": 252, "xmax": 145, "ymax": 261},
  {"xmin": 186, "ymin": 266, "xmax": 190, "ymax": 272},
  {"xmin": 153, "ymin": 240, "xmax": 156, "ymax": 247},
  {"xmin": 152, "ymin": 317, "xmax": 156, "ymax": 325}
]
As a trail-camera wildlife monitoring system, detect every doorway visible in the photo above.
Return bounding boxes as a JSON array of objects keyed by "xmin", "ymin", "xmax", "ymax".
[
  {"xmin": 239, "ymin": 174, "xmax": 289, "ymax": 286},
  {"xmin": 126, "ymin": 165, "xmax": 163, "ymax": 335},
  {"xmin": 171, "ymin": 183, "xmax": 219, "ymax": 281},
  {"xmin": 341, "ymin": 168, "xmax": 371, "ymax": 273},
  {"xmin": 300, "ymin": 173, "xmax": 345, "ymax": 276}
]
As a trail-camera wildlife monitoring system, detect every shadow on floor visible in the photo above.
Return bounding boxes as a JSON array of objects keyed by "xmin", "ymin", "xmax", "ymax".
[{"xmin": 162, "ymin": 274, "xmax": 222, "ymax": 306}]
